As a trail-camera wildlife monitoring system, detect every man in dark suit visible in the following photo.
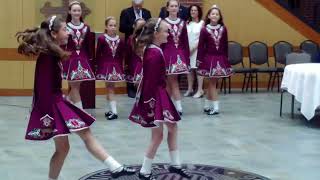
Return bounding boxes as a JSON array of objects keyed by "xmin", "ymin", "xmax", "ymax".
[
  {"xmin": 119, "ymin": 0, "xmax": 151, "ymax": 98},
  {"xmin": 119, "ymin": 0, "xmax": 152, "ymax": 41},
  {"xmin": 159, "ymin": 2, "xmax": 189, "ymax": 21}
]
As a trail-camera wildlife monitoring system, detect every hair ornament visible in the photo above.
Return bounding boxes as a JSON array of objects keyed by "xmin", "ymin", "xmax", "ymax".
[
  {"xmin": 154, "ymin": 18, "xmax": 162, "ymax": 31},
  {"xmin": 49, "ymin": 15, "xmax": 57, "ymax": 31}
]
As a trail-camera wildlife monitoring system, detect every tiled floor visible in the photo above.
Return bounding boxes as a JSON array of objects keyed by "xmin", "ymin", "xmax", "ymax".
[{"xmin": 0, "ymin": 92, "xmax": 319, "ymax": 180}]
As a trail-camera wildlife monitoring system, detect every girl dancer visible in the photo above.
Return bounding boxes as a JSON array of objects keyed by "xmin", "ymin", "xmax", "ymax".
[
  {"xmin": 96, "ymin": 17, "xmax": 126, "ymax": 120},
  {"xmin": 18, "ymin": 16, "xmax": 135, "ymax": 180},
  {"xmin": 197, "ymin": 5, "xmax": 233, "ymax": 115},
  {"xmin": 63, "ymin": 1, "xmax": 95, "ymax": 109},
  {"xmin": 162, "ymin": 0, "xmax": 190, "ymax": 115},
  {"xmin": 125, "ymin": 18, "xmax": 146, "ymax": 85},
  {"xmin": 129, "ymin": 18, "xmax": 191, "ymax": 180}
]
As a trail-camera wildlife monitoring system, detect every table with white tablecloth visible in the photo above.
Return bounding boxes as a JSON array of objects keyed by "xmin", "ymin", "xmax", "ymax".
[{"xmin": 281, "ymin": 63, "xmax": 320, "ymax": 120}]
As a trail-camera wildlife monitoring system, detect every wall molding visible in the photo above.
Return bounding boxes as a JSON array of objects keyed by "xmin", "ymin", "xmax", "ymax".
[
  {"xmin": 0, "ymin": 48, "xmax": 35, "ymax": 61},
  {"xmin": 0, "ymin": 46, "xmax": 301, "ymax": 61}
]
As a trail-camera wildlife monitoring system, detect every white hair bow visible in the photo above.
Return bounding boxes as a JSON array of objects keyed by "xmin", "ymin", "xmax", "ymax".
[{"xmin": 49, "ymin": 15, "xmax": 57, "ymax": 31}]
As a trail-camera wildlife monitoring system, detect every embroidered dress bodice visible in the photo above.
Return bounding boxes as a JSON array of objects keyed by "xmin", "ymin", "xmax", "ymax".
[
  {"xmin": 206, "ymin": 24, "xmax": 224, "ymax": 50},
  {"xmin": 104, "ymin": 34, "xmax": 121, "ymax": 58},
  {"xmin": 67, "ymin": 22, "xmax": 88, "ymax": 55},
  {"xmin": 165, "ymin": 18, "xmax": 185, "ymax": 48}
]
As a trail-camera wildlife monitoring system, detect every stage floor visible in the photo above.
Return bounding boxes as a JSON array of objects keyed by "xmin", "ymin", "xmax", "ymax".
[{"xmin": 0, "ymin": 92, "xmax": 319, "ymax": 180}]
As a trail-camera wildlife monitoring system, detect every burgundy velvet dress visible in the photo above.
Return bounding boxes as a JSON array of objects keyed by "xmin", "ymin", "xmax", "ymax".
[
  {"xmin": 63, "ymin": 22, "xmax": 95, "ymax": 81},
  {"xmin": 25, "ymin": 53, "xmax": 95, "ymax": 141},
  {"xmin": 125, "ymin": 36, "xmax": 143, "ymax": 83},
  {"xmin": 96, "ymin": 34, "xmax": 126, "ymax": 82},
  {"xmin": 129, "ymin": 45, "xmax": 181, "ymax": 128},
  {"xmin": 197, "ymin": 24, "xmax": 233, "ymax": 78},
  {"xmin": 161, "ymin": 18, "xmax": 190, "ymax": 75}
]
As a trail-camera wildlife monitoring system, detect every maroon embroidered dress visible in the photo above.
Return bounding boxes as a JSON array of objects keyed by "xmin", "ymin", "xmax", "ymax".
[
  {"xmin": 96, "ymin": 34, "xmax": 126, "ymax": 82},
  {"xmin": 125, "ymin": 36, "xmax": 143, "ymax": 83},
  {"xmin": 196, "ymin": 24, "xmax": 233, "ymax": 77},
  {"xmin": 129, "ymin": 45, "xmax": 181, "ymax": 128},
  {"xmin": 161, "ymin": 18, "xmax": 190, "ymax": 75},
  {"xmin": 63, "ymin": 22, "xmax": 95, "ymax": 81},
  {"xmin": 25, "ymin": 53, "xmax": 95, "ymax": 141}
]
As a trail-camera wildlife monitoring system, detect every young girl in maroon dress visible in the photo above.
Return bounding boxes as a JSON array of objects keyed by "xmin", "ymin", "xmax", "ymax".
[
  {"xmin": 63, "ymin": 1, "xmax": 95, "ymax": 109},
  {"xmin": 125, "ymin": 18, "xmax": 146, "ymax": 84},
  {"xmin": 17, "ymin": 16, "xmax": 135, "ymax": 180},
  {"xmin": 197, "ymin": 5, "xmax": 233, "ymax": 115},
  {"xmin": 96, "ymin": 17, "xmax": 126, "ymax": 120},
  {"xmin": 162, "ymin": 0, "xmax": 190, "ymax": 115},
  {"xmin": 129, "ymin": 18, "xmax": 191, "ymax": 180}
]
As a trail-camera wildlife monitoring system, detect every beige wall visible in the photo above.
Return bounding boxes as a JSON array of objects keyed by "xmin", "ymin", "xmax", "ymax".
[
  {"xmin": 0, "ymin": 0, "xmax": 309, "ymax": 91},
  {"xmin": 0, "ymin": 0, "xmax": 165, "ymax": 90},
  {"xmin": 0, "ymin": 0, "xmax": 166, "ymax": 48},
  {"xmin": 203, "ymin": 0, "xmax": 307, "ymax": 45}
]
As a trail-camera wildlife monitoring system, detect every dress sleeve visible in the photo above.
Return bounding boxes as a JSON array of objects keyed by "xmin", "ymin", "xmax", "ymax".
[
  {"xmin": 196, "ymin": 28, "xmax": 207, "ymax": 65},
  {"xmin": 35, "ymin": 54, "xmax": 56, "ymax": 120},
  {"xmin": 181, "ymin": 22, "xmax": 190, "ymax": 66},
  {"xmin": 83, "ymin": 25, "xmax": 94, "ymax": 61},
  {"xmin": 119, "ymin": 39, "xmax": 126, "ymax": 68},
  {"xmin": 124, "ymin": 38, "xmax": 133, "ymax": 72},
  {"xmin": 141, "ymin": 52, "xmax": 162, "ymax": 103},
  {"xmin": 222, "ymin": 27, "xmax": 228, "ymax": 57},
  {"xmin": 95, "ymin": 36, "xmax": 104, "ymax": 63}
]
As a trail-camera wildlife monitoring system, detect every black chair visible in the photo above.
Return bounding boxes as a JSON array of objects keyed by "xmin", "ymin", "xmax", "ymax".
[
  {"xmin": 300, "ymin": 40, "xmax": 320, "ymax": 63},
  {"xmin": 220, "ymin": 41, "xmax": 255, "ymax": 93},
  {"xmin": 248, "ymin": 41, "xmax": 277, "ymax": 92},
  {"xmin": 219, "ymin": 78, "xmax": 228, "ymax": 94},
  {"xmin": 280, "ymin": 52, "xmax": 311, "ymax": 118},
  {"xmin": 271, "ymin": 41, "xmax": 294, "ymax": 92}
]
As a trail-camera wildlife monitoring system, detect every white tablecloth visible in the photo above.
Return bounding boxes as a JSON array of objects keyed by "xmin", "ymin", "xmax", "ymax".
[{"xmin": 281, "ymin": 63, "xmax": 320, "ymax": 120}]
